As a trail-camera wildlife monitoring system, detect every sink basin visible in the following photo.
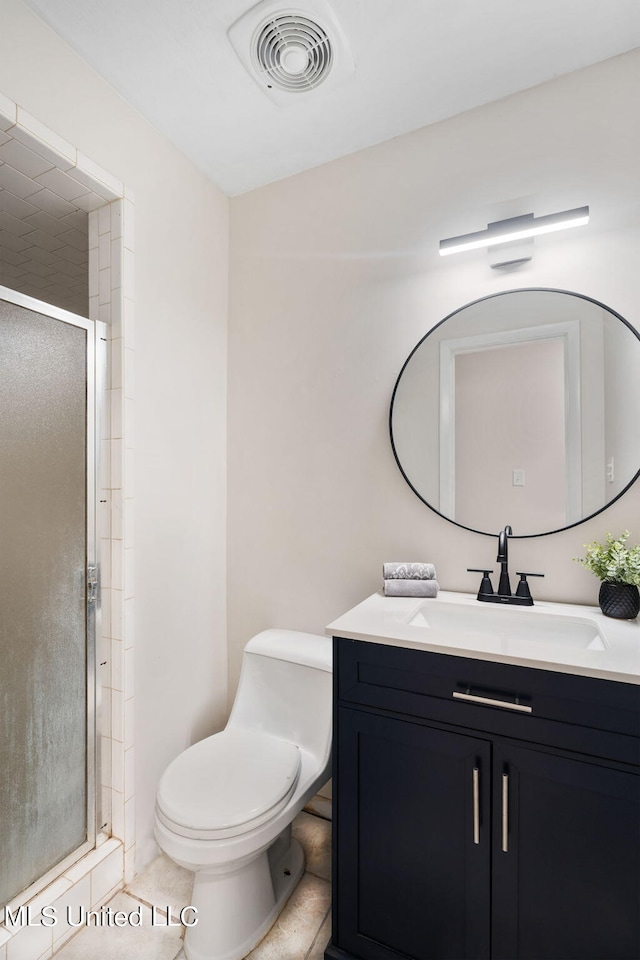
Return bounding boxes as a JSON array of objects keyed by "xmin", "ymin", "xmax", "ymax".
[{"xmin": 408, "ymin": 601, "xmax": 607, "ymax": 651}]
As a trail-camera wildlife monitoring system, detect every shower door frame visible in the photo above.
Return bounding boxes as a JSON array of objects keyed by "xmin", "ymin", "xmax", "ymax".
[{"xmin": 0, "ymin": 284, "xmax": 105, "ymax": 906}]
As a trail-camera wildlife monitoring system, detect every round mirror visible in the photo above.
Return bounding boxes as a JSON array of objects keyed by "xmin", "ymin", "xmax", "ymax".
[{"xmin": 390, "ymin": 288, "xmax": 640, "ymax": 537}]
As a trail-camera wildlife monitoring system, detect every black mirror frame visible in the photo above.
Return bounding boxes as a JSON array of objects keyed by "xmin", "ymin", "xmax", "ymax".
[{"xmin": 389, "ymin": 287, "xmax": 640, "ymax": 539}]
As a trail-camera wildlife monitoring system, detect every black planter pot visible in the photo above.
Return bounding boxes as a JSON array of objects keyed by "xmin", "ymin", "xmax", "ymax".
[{"xmin": 598, "ymin": 581, "xmax": 640, "ymax": 620}]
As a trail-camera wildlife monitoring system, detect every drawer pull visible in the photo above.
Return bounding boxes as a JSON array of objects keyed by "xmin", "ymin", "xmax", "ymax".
[
  {"xmin": 452, "ymin": 690, "xmax": 532, "ymax": 714},
  {"xmin": 502, "ymin": 773, "xmax": 509, "ymax": 853},
  {"xmin": 473, "ymin": 766, "xmax": 480, "ymax": 845}
]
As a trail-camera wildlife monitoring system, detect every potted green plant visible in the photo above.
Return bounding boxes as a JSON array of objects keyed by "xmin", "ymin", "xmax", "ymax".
[{"xmin": 574, "ymin": 530, "xmax": 640, "ymax": 619}]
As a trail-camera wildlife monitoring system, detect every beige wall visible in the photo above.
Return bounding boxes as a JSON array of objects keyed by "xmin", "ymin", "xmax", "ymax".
[
  {"xmin": 228, "ymin": 49, "xmax": 640, "ymax": 696},
  {"xmin": 0, "ymin": 0, "xmax": 229, "ymax": 869}
]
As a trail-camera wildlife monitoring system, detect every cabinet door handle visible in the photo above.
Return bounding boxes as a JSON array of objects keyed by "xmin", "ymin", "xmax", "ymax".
[
  {"xmin": 452, "ymin": 691, "xmax": 532, "ymax": 714},
  {"xmin": 473, "ymin": 766, "xmax": 480, "ymax": 845},
  {"xmin": 502, "ymin": 773, "xmax": 509, "ymax": 853}
]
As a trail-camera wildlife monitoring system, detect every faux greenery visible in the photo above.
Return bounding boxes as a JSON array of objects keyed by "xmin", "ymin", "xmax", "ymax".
[{"xmin": 574, "ymin": 531, "xmax": 640, "ymax": 586}]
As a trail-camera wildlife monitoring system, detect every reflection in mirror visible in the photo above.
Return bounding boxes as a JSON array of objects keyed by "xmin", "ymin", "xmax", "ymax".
[{"xmin": 390, "ymin": 289, "xmax": 640, "ymax": 537}]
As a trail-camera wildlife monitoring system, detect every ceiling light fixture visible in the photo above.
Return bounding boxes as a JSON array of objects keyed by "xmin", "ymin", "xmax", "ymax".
[{"xmin": 438, "ymin": 206, "xmax": 589, "ymax": 257}]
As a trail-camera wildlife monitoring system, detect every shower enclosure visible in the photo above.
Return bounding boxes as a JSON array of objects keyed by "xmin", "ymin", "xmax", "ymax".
[{"xmin": 0, "ymin": 286, "xmax": 102, "ymax": 906}]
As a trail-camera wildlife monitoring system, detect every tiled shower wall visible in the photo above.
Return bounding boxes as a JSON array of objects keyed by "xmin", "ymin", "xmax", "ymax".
[
  {"xmin": 0, "ymin": 98, "xmax": 134, "ymax": 960},
  {"xmin": 88, "ymin": 197, "xmax": 135, "ymax": 876}
]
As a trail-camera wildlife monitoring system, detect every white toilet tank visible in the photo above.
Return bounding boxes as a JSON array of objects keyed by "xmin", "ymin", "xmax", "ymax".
[{"xmin": 227, "ymin": 629, "xmax": 332, "ymax": 765}]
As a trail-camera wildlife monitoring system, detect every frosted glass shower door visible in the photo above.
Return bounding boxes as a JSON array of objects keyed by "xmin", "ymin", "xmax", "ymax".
[{"xmin": 0, "ymin": 288, "xmax": 96, "ymax": 905}]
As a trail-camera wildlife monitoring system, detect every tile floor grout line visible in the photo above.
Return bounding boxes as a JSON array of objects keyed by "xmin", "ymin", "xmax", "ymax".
[
  {"xmin": 122, "ymin": 890, "xmax": 185, "ymax": 925},
  {"xmin": 302, "ymin": 904, "xmax": 332, "ymax": 960},
  {"xmin": 305, "ymin": 866, "xmax": 329, "ymax": 881}
]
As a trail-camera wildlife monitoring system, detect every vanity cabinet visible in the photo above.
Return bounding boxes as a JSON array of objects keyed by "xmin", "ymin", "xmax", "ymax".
[{"xmin": 326, "ymin": 638, "xmax": 640, "ymax": 960}]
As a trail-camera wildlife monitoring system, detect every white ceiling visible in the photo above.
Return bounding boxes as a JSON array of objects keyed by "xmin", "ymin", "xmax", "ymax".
[{"xmin": 22, "ymin": 0, "xmax": 640, "ymax": 196}]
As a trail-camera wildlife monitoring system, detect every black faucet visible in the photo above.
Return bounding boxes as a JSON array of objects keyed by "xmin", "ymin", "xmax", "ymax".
[
  {"xmin": 496, "ymin": 525, "xmax": 513, "ymax": 597},
  {"xmin": 467, "ymin": 524, "xmax": 544, "ymax": 605}
]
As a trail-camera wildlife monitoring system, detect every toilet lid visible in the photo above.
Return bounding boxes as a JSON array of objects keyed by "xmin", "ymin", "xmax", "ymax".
[{"xmin": 156, "ymin": 728, "xmax": 301, "ymax": 839}]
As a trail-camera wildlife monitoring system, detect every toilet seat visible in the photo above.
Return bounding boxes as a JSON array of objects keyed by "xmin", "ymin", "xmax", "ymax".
[{"xmin": 155, "ymin": 728, "xmax": 301, "ymax": 840}]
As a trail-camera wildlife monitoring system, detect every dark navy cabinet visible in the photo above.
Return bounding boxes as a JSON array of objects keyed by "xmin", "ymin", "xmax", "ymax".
[
  {"xmin": 326, "ymin": 638, "xmax": 640, "ymax": 960},
  {"xmin": 491, "ymin": 742, "xmax": 639, "ymax": 960}
]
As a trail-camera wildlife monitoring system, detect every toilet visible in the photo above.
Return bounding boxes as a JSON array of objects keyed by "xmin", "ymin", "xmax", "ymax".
[{"xmin": 154, "ymin": 629, "xmax": 333, "ymax": 960}]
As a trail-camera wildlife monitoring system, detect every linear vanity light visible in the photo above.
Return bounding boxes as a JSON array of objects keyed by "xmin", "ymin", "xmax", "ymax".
[{"xmin": 439, "ymin": 206, "xmax": 589, "ymax": 257}]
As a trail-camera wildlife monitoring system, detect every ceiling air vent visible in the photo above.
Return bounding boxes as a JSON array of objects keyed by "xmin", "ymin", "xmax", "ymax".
[{"xmin": 228, "ymin": 0, "xmax": 354, "ymax": 105}]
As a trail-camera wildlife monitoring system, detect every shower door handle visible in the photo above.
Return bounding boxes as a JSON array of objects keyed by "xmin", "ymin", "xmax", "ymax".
[{"xmin": 87, "ymin": 565, "xmax": 98, "ymax": 603}]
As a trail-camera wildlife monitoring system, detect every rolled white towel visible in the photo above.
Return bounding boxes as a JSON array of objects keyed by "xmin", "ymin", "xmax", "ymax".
[
  {"xmin": 384, "ymin": 579, "xmax": 439, "ymax": 598},
  {"xmin": 383, "ymin": 562, "xmax": 437, "ymax": 581}
]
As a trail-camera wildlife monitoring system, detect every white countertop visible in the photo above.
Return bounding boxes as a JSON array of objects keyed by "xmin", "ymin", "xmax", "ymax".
[{"xmin": 326, "ymin": 590, "xmax": 640, "ymax": 684}]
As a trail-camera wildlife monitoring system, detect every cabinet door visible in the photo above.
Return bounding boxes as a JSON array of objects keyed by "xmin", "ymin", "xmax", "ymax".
[
  {"xmin": 492, "ymin": 743, "xmax": 640, "ymax": 960},
  {"xmin": 335, "ymin": 707, "xmax": 491, "ymax": 960}
]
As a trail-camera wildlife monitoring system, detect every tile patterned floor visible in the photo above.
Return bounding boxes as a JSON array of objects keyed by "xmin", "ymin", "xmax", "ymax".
[{"xmin": 52, "ymin": 806, "xmax": 331, "ymax": 960}]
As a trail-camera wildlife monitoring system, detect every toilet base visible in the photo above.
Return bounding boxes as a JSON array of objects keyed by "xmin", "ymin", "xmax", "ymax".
[{"xmin": 183, "ymin": 834, "xmax": 305, "ymax": 960}]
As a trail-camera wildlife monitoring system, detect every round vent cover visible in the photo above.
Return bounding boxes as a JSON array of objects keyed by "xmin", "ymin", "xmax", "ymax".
[
  {"xmin": 228, "ymin": 0, "xmax": 355, "ymax": 105},
  {"xmin": 253, "ymin": 15, "xmax": 333, "ymax": 92}
]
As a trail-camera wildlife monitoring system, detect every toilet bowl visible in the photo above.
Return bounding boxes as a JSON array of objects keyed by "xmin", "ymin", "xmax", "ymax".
[{"xmin": 154, "ymin": 629, "xmax": 332, "ymax": 960}]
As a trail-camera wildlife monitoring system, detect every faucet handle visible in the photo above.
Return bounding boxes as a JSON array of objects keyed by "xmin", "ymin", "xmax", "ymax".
[
  {"xmin": 467, "ymin": 568, "xmax": 495, "ymax": 598},
  {"xmin": 514, "ymin": 571, "xmax": 544, "ymax": 602}
]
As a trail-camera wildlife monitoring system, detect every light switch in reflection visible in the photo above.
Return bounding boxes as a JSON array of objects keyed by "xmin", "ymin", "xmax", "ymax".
[{"xmin": 512, "ymin": 469, "xmax": 525, "ymax": 486}]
